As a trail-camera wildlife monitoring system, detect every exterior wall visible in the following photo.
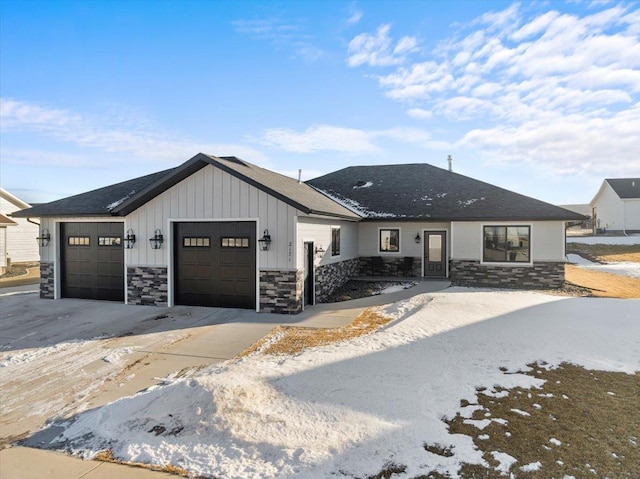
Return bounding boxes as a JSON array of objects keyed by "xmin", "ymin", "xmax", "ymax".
[
  {"xmin": 0, "ymin": 227, "xmax": 7, "ymax": 273},
  {"xmin": 0, "ymin": 195, "xmax": 40, "ymax": 263},
  {"xmin": 125, "ymin": 164, "xmax": 298, "ymax": 271},
  {"xmin": 260, "ymin": 269, "xmax": 303, "ymax": 314},
  {"xmin": 297, "ymin": 216, "xmax": 359, "ymax": 266},
  {"xmin": 450, "ymin": 260, "xmax": 565, "ymax": 289},
  {"xmin": 359, "ymin": 256, "xmax": 421, "ymax": 277},
  {"xmin": 39, "ymin": 261, "xmax": 55, "ymax": 299},
  {"xmin": 315, "ymin": 257, "xmax": 360, "ymax": 302},
  {"xmin": 451, "ymin": 221, "xmax": 566, "ymax": 262},
  {"xmin": 623, "ymin": 199, "xmax": 640, "ymax": 231},
  {"xmin": 358, "ymin": 221, "xmax": 450, "ymax": 258},
  {"xmin": 127, "ymin": 266, "xmax": 168, "ymax": 306},
  {"xmin": 591, "ymin": 182, "xmax": 624, "ymax": 232}
]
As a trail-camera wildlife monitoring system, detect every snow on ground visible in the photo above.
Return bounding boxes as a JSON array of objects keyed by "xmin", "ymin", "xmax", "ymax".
[
  {"xmin": 49, "ymin": 289, "xmax": 639, "ymax": 478},
  {"xmin": 566, "ymin": 235, "xmax": 640, "ymax": 245},
  {"xmin": 566, "ymin": 254, "xmax": 640, "ymax": 278}
]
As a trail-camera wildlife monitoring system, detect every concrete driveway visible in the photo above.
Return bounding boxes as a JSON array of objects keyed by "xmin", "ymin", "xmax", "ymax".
[{"xmin": 0, "ymin": 279, "xmax": 450, "ymax": 456}]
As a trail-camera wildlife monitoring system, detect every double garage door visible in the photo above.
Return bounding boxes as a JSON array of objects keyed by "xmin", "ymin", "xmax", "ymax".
[{"xmin": 61, "ymin": 221, "xmax": 256, "ymax": 309}]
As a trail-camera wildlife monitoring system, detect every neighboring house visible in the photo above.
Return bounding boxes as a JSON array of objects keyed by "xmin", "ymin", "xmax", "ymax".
[
  {"xmin": 14, "ymin": 153, "xmax": 584, "ymax": 313},
  {"xmin": 0, "ymin": 188, "xmax": 40, "ymax": 266},
  {"xmin": 0, "ymin": 213, "xmax": 17, "ymax": 274},
  {"xmin": 590, "ymin": 178, "xmax": 640, "ymax": 234},
  {"xmin": 558, "ymin": 204, "xmax": 591, "ymax": 231}
]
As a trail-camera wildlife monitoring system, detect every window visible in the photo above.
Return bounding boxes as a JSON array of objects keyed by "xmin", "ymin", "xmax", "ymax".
[
  {"xmin": 331, "ymin": 227, "xmax": 341, "ymax": 256},
  {"xmin": 221, "ymin": 237, "xmax": 250, "ymax": 248},
  {"xmin": 379, "ymin": 228, "xmax": 400, "ymax": 252},
  {"xmin": 68, "ymin": 236, "xmax": 90, "ymax": 246},
  {"xmin": 183, "ymin": 237, "xmax": 210, "ymax": 247},
  {"xmin": 98, "ymin": 236, "xmax": 121, "ymax": 246},
  {"xmin": 483, "ymin": 226, "xmax": 530, "ymax": 263}
]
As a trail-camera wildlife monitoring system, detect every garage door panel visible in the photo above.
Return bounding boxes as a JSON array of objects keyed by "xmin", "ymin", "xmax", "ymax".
[
  {"xmin": 175, "ymin": 221, "xmax": 256, "ymax": 309},
  {"xmin": 62, "ymin": 222, "xmax": 124, "ymax": 302}
]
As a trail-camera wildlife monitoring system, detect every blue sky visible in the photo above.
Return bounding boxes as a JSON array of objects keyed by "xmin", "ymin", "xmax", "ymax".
[{"xmin": 1, "ymin": 0, "xmax": 638, "ymax": 205}]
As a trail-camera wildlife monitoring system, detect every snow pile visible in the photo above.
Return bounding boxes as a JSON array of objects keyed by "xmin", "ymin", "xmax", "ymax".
[
  {"xmin": 566, "ymin": 235, "xmax": 640, "ymax": 245},
  {"xmin": 50, "ymin": 290, "xmax": 639, "ymax": 478},
  {"xmin": 566, "ymin": 254, "xmax": 640, "ymax": 278}
]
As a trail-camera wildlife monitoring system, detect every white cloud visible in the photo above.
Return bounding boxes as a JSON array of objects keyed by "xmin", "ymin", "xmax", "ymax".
[
  {"xmin": 347, "ymin": 24, "xmax": 419, "ymax": 67},
  {"xmin": 261, "ymin": 125, "xmax": 380, "ymax": 153},
  {"xmin": 348, "ymin": 2, "xmax": 639, "ymax": 177},
  {"xmin": 0, "ymin": 98, "xmax": 271, "ymax": 168},
  {"xmin": 345, "ymin": 9, "xmax": 362, "ymax": 26},
  {"xmin": 233, "ymin": 16, "xmax": 323, "ymax": 64},
  {"xmin": 260, "ymin": 124, "xmax": 451, "ymax": 154}
]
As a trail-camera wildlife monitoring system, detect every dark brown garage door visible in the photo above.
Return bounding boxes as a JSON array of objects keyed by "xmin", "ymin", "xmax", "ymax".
[
  {"xmin": 174, "ymin": 221, "xmax": 256, "ymax": 309},
  {"xmin": 61, "ymin": 222, "xmax": 124, "ymax": 301}
]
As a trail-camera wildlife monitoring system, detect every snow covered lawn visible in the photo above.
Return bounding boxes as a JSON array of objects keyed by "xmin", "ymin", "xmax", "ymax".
[
  {"xmin": 566, "ymin": 253, "xmax": 640, "ymax": 278},
  {"xmin": 37, "ymin": 288, "xmax": 639, "ymax": 478}
]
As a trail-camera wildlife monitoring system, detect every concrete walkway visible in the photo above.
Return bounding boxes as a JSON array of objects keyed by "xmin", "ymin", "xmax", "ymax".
[{"xmin": 0, "ymin": 278, "xmax": 450, "ymax": 479}]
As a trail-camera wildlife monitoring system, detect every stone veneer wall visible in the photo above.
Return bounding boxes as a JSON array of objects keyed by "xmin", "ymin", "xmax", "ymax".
[
  {"xmin": 450, "ymin": 260, "xmax": 565, "ymax": 289},
  {"xmin": 315, "ymin": 258, "xmax": 360, "ymax": 303},
  {"xmin": 127, "ymin": 266, "xmax": 168, "ymax": 306},
  {"xmin": 40, "ymin": 261, "xmax": 55, "ymax": 299},
  {"xmin": 359, "ymin": 256, "xmax": 421, "ymax": 278},
  {"xmin": 260, "ymin": 269, "xmax": 303, "ymax": 314}
]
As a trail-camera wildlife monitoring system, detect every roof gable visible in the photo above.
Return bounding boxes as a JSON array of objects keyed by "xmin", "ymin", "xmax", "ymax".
[
  {"xmin": 14, "ymin": 154, "xmax": 360, "ymax": 220},
  {"xmin": 307, "ymin": 163, "xmax": 586, "ymax": 222},
  {"xmin": 0, "ymin": 188, "xmax": 31, "ymax": 210},
  {"xmin": 605, "ymin": 178, "xmax": 640, "ymax": 199}
]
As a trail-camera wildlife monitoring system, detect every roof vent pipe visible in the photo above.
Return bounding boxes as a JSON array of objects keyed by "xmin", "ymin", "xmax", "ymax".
[
  {"xmin": 447, "ymin": 155, "xmax": 453, "ymax": 172},
  {"xmin": 298, "ymin": 169, "xmax": 302, "ymax": 184}
]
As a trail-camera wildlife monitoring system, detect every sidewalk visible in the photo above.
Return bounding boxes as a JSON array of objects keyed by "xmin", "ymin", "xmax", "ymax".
[{"xmin": 0, "ymin": 279, "xmax": 450, "ymax": 479}]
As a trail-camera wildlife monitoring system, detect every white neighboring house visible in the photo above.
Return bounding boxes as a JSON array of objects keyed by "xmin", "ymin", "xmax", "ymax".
[
  {"xmin": 0, "ymin": 188, "xmax": 41, "ymax": 267},
  {"xmin": 0, "ymin": 213, "xmax": 17, "ymax": 274},
  {"xmin": 590, "ymin": 179, "xmax": 640, "ymax": 234}
]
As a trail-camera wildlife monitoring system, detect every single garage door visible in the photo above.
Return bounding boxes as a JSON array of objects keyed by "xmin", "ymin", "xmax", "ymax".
[
  {"xmin": 174, "ymin": 221, "xmax": 256, "ymax": 309},
  {"xmin": 61, "ymin": 222, "xmax": 124, "ymax": 301}
]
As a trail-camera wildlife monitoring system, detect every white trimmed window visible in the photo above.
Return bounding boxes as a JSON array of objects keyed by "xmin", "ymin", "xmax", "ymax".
[{"xmin": 331, "ymin": 227, "xmax": 340, "ymax": 256}]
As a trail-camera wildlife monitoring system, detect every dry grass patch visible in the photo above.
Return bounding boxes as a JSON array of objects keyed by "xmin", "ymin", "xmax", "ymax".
[
  {"xmin": 565, "ymin": 265, "xmax": 640, "ymax": 299},
  {"xmin": 240, "ymin": 308, "xmax": 392, "ymax": 357},
  {"xmin": 567, "ymin": 243, "xmax": 640, "ymax": 263},
  {"xmin": 95, "ymin": 449, "xmax": 190, "ymax": 477},
  {"xmin": 442, "ymin": 363, "xmax": 640, "ymax": 479}
]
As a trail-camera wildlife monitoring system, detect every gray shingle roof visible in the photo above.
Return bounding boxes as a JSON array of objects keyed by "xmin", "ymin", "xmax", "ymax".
[
  {"xmin": 307, "ymin": 163, "xmax": 586, "ymax": 221},
  {"xmin": 12, "ymin": 168, "xmax": 175, "ymax": 217},
  {"xmin": 13, "ymin": 154, "xmax": 361, "ymax": 220},
  {"xmin": 605, "ymin": 178, "xmax": 640, "ymax": 199}
]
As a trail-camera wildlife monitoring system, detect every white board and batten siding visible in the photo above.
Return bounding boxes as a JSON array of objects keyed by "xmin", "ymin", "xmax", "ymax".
[
  {"xmin": 358, "ymin": 221, "xmax": 450, "ymax": 257},
  {"xmin": 297, "ymin": 216, "xmax": 359, "ymax": 268},
  {"xmin": 0, "ymin": 193, "xmax": 40, "ymax": 263},
  {"xmin": 451, "ymin": 221, "xmax": 566, "ymax": 262},
  {"xmin": 126, "ymin": 164, "xmax": 298, "ymax": 270}
]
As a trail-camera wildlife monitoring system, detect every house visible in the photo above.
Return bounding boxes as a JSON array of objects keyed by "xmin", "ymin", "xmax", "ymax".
[
  {"xmin": 0, "ymin": 213, "xmax": 17, "ymax": 274},
  {"xmin": 0, "ymin": 188, "xmax": 40, "ymax": 271},
  {"xmin": 13, "ymin": 153, "xmax": 584, "ymax": 313},
  {"xmin": 590, "ymin": 178, "xmax": 640, "ymax": 234}
]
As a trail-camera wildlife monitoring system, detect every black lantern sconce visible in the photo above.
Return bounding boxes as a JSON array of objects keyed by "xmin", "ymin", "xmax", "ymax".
[
  {"xmin": 123, "ymin": 229, "xmax": 136, "ymax": 249},
  {"xmin": 415, "ymin": 232, "xmax": 421, "ymax": 244},
  {"xmin": 315, "ymin": 245, "xmax": 325, "ymax": 255},
  {"xmin": 149, "ymin": 229, "xmax": 164, "ymax": 249},
  {"xmin": 36, "ymin": 228, "xmax": 51, "ymax": 247},
  {"xmin": 258, "ymin": 229, "xmax": 272, "ymax": 251}
]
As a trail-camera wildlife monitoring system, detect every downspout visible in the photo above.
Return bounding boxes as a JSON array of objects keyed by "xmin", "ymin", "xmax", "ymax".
[{"xmin": 26, "ymin": 218, "xmax": 41, "ymax": 226}]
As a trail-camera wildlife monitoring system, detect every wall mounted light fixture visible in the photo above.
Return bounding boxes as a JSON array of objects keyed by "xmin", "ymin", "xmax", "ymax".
[
  {"xmin": 123, "ymin": 229, "xmax": 136, "ymax": 249},
  {"xmin": 36, "ymin": 228, "xmax": 51, "ymax": 247},
  {"xmin": 315, "ymin": 245, "xmax": 325, "ymax": 255},
  {"xmin": 258, "ymin": 229, "xmax": 272, "ymax": 251},
  {"xmin": 415, "ymin": 232, "xmax": 421, "ymax": 244},
  {"xmin": 149, "ymin": 229, "xmax": 163, "ymax": 249}
]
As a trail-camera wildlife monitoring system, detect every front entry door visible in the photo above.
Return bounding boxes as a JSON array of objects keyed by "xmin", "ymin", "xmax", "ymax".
[
  {"xmin": 423, "ymin": 231, "xmax": 446, "ymax": 277},
  {"xmin": 304, "ymin": 242, "xmax": 314, "ymax": 305}
]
